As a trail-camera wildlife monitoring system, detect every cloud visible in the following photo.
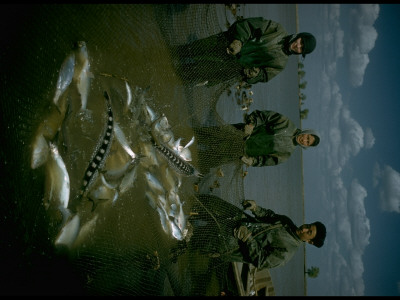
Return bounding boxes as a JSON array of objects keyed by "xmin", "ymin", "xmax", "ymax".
[
  {"xmin": 363, "ymin": 127, "xmax": 375, "ymax": 149},
  {"xmin": 348, "ymin": 4, "xmax": 380, "ymax": 87},
  {"xmin": 374, "ymin": 164, "xmax": 400, "ymax": 213},
  {"xmin": 321, "ymin": 177, "xmax": 370, "ymax": 296},
  {"xmin": 348, "ymin": 179, "xmax": 370, "ymax": 250}
]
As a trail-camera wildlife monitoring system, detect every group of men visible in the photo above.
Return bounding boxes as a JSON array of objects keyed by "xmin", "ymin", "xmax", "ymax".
[{"xmin": 170, "ymin": 17, "xmax": 327, "ymax": 274}]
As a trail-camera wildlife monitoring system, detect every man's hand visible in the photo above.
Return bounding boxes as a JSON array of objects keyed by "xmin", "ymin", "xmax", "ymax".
[
  {"xmin": 227, "ymin": 39, "xmax": 242, "ymax": 55},
  {"xmin": 243, "ymin": 67, "xmax": 260, "ymax": 79},
  {"xmin": 242, "ymin": 200, "xmax": 257, "ymax": 212},
  {"xmin": 244, "ymin": 123, "xmax": 254, "ymax": 136},
  {"xmin": 241, "ymin": 155, "xmax": 254, "ymax": 166}
]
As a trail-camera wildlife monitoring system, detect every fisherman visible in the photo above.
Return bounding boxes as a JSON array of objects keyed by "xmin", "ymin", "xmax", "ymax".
[
  {"xmin": 193, "ymin": 109, "xmax": 320, "ymax": 174},
  {"xmin": 169, "ymin": 195, "xmax": 326, "ymax": 270},
  {"xmin": 172, "ymin": 17, "xmax": 316, "ymax": 87}
]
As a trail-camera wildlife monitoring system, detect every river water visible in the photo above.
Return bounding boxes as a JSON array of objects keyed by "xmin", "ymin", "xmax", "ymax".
[{"xmin": 1, "ymin": 4, "xmax": 304, "ymax": 296}]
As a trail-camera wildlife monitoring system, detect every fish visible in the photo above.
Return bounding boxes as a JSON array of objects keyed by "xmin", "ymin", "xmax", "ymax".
[
  {"xmin": 151, "ymin": 115, "xmax": 174, "ymax": 146},
  {"xmin": 31, "ymin": 133, "xmax": 49, "ymax": 169},
  {"xmin": 154, "ymin": 143, "xmax": 203, "ymax": 177},
  {"xmin": 45, "ymin": 142, "xmax": 71, "ymax": 210},
  {"xmin": 53, "ymin": 51, "xmax": 75, "ymax": 110},
  {"xmin": 168, "ymin": 215, "xmax": 184, "ymax": 241},
  {"xmin": 142, "ymin": 104, "xmax": 158, "ymax": 126},
  {"xmin": 156, "ymin": 200, "xmax": 183, "ymax": 240},
  {"xmin": 55, "ymin": 214, "xmax": 80, "ymax": 249},
  {"xmin": 162, "ymin": 166, "xmax": 181, "ymax": 193},
  {"xmin": 139, "ymin": 141, "xmax": 159, "ymax": 169},
  {"xmin": 156, "ymin": 205, "xmax": 169, "ymax": 235},
  {"xmin": 145, "ymin": 190, "xmax": 158, "ymax": 210},
  {"xmin": 113, "ymin": 122, "xmax": 137, "ymax": 161},
  {"xmin": 73, "ymin": 214, "xmax": 99, "ymax": 247},
  {"xmin": 173, "ymin": 136, "xmax": 195, "ymax": 161},
  {"xmin": 75, "ymin": 91, "xmax": 114, "ymax": 212},
  {"xmin": 124, "ymin": 81, "xmax": 132, "ymax": 114},
  {"xmin": 144, "ymin": 172, "xmax": 165, "ymax": 195},
  {"xmin": 88, "ymin": 178, "xmax": 119, "ymax": 207},
  {"xmin": 73, "ymin": 41, "xmax": 94, "ymax": 112},
  {"xmin": 176, "ymin": 202, "xmax": 188, "ymax": 236},
  {"xmin": 118, "ymin": 161, "xmax": 139, "ymax": 195}
]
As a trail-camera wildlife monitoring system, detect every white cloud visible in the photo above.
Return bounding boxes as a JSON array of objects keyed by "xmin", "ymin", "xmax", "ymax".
[
  {"xmin": 348, "ymin": 179, "xmax": 370, "ymax": 250},
  {"xmin": 376, "ymin": 165, "xmax": 400, "ymax": 213},
  {"xmin": 335, "ymin": 29, "xmax": 344, "ymax": 57},
  {"xmin": 364, "ymin": 127, "xmax": 375, "ymax": 149},
  {"xmin": 348, "ymin": 4, "xmax": 380, "ymax": 87},
  {"xmin": 321, "ymin": 177, "xmax": 370, "ymax": 296}
]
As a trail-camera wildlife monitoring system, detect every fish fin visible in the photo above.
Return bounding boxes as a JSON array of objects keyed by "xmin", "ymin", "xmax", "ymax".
[{"xmin": 88, "ymin": 197, "xmax": 98, "ymax": 212}]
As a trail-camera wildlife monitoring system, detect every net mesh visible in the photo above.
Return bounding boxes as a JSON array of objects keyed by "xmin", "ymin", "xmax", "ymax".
[{"xmin": 1, "ymin": 4, "xmax": 258, "ymax": 296}]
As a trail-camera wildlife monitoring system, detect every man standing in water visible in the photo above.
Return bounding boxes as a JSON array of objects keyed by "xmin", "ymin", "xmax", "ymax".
[
  {"xmin": 193, "ymin": 109, "xmax": 320, "ymax": 173},
  {"xmin": 173, "ymin": 17, "xmax": 317, "ymax": 87},
  {"xmin": 170, "ymin": 195, "xmax": 327, "ymax": 271},
  {"xmin": 235, "ymin": 109, "xmax": 320, "ymax": 167}
]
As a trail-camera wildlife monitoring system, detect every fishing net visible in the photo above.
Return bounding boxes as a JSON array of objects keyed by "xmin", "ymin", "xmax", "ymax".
[{"xmin": 1, "ymin": 4, "xmax": 260, "ymax": 296}]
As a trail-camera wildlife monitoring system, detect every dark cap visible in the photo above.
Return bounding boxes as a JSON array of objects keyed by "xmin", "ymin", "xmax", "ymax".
[
  {"xmin": 311, "ymin": 221, "xmax": 326, "ymax": 248},
  {"xmin": 311, "ymin": 134, "xmax": 320, "ymax": 146},
  {"xmin": 298, "ymin": 32, "xmax": 316, "ymax": 58}
]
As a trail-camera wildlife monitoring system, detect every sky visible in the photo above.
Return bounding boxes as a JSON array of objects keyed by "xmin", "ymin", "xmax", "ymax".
[{"xmin": 298, "ymin": 4, "xmax": 400, "ymax": 296}]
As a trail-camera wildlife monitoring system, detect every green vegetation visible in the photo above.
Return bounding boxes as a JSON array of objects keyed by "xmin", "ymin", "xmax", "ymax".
[{"xmin": 305, "ymin": 266, "xmax": 319, "ymax": 278}]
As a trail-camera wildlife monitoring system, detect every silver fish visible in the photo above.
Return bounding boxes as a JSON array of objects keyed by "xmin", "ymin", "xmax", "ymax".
[
  {"xmin": 124, "ymin": 81, "xmax": 132, "ymax": 114},
  {"xmin": 118, "ymin": 162, "xmax": 139, "ymax": 194},
  {"xmin": 89, "ymin": 182, "xmax": 118, "ymax": 206},
  {"xmin": 173, "ymin": 136, "xmax": 195, "ymax": 161},
  {"xmin": 140, "ymin": 141, "xmax": 159, "ymax": 169},
  {"xmin": 168, "ymin": 215, "xmax": 183, "ymax": 241},
  {"xmin": 73, "ymin": 214, "xmax": 98, "ymax": 247},
  {"xmin": 144, "ymin": 172, "xmax": 165, "ymax": 194},
  {"xmin": 31, "ymin": 133, "xmax": 49, "ymax": 169},
  {"xmin": 73, "ymin": 41, "xmax": 93, "ymax": 112},
  {"xmin": 55, "ymin": 214, "xmax": 80, "ymax": 249},
  {"xmin": 142, "ymin": 104, "xmax": 158, "ymax": 126},
  {"xmin": 53, "ymin": 52, "xmax": 75, "ymax": 109},
  {"xmin": 45, "ymin": 142, "xmax": 70, "ymax": 210},
  {"xmin": 113, "ymin": 122, "xmax": 137, "ymax": 161},
  {"xmin": 145, "ymin": 190, "xmax": 157, "ymax": 209},
  {"xmin": 156, "ymin": 205, "xmax": 169, "ymax": 234},
  {"xmin": 76, "ymin": 91, "xmax": 114, "ymax": 212},
  {"xmin": 154, "ymin": 143, "xmax": 202, "ymax": 177}
]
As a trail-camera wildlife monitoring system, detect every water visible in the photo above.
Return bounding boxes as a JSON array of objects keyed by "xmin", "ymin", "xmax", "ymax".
[
  {"xmin": 1, "ymin": 4, "xmax": 304, "ymax": 296},
  {"xmin": 216, "ymin": 4, "xmax": 305, "ymax": 295}
]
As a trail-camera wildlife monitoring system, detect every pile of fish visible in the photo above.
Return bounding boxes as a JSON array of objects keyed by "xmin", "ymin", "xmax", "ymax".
[
  {"xmin": 139, "ymin": 101, "xmax": 203, "ymax": 241},
  {"xmin": 30, "ymin": 41, "xmax": 200, "ymax": 251}
]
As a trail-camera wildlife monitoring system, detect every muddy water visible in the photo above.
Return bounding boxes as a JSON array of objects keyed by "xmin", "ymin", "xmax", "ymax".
[{"xmin": 1, "ymin": 4, "xmax": 303, "ymax": 296}]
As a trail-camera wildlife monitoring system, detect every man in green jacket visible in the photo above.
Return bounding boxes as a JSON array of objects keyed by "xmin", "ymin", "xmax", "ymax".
[
  {"xmin": 237, "ymin": 109, "xmax": 320, "ymax": 167},
  {"xmin": 193, "ymin": 109, "xmax": 320, "ymax": 173},
  {"xmin": 223, "ymin": 199, "xmax": 327, "ymax": 269},
  {"xmin": 169, "ymin": 196, "xmax": 326, "ymax": 270},
  {"xmin": 172, "ymin": 17, "xmax": 316, "ymax": 87}
]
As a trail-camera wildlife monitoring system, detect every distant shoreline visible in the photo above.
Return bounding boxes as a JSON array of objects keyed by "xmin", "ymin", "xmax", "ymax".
[{"xmin": 296, "ymin": 3, "xmax": 308, "ymax": 296}]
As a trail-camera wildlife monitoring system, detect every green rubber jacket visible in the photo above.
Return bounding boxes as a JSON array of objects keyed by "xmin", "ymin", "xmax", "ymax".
[
  {"xmin": 244, "ymin": 110, "xmax": 301, "ymax": 167},
  {"xmin": 239, "ymin": 205, "xmax": 302, "ymax": 270},
  {"xmin": 227, "ymin": 17, "xmax": 290, "ymax": 84}
]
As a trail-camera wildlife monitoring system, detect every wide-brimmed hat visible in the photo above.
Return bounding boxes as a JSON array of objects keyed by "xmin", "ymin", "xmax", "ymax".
[{"xmin": 298, "ymin": 32, "xmax": 316, "ymax": 58}]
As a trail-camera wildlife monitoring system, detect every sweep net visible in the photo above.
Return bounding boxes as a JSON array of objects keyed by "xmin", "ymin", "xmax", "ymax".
[{"xmin": 1, "ymin": 4, "xmax": 259, "ymax": 296}]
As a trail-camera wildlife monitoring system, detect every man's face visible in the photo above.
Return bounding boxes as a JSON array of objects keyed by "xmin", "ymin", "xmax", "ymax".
[
  {"xmin": 296, "ymin": 133, "xmax": 315, "ymax": 147},
  {"xmin": 290, "ymin": 37, "xmax": 304, "ymax": 54},
  {"xmin": 297, "ymin": 224, "xmax": 317, "ymax": 244}
]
